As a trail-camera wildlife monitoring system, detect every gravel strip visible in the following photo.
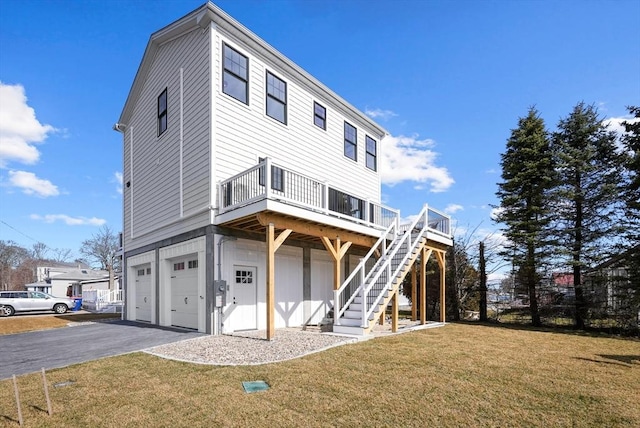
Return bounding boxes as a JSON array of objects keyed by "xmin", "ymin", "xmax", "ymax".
[{"xmin": 144, "ymin": 328, "xmax": 359, "ymax": 365}]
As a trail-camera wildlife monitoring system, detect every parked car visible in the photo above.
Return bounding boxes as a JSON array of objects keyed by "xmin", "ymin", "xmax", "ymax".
[{"xmin": 0, "ymin": 291, "xmax": 76, "ymax": 316}]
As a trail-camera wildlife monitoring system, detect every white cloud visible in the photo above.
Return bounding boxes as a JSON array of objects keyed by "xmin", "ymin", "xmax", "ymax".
[
  {"xmin": 444, "ymin": 204, "xmax": 464, "ymax": 214},
  {"xmin": 0, "ymin": 82, "xmax": 56, "ymax": 168},
  {"xmin": 490, "ymin": 206, "xmax": 504, "ymax": 221},
  {"xmin": 365, "ymin": 108, "xmax": 398, "ymax": 121},
  {"xmin": 8, "ymin": 170, "xmax": 59, "ymax": 197},
  {"xmin": 485, "ymin": 168, "xmax": 497, "ymax": 174},
  {"xmin": 380, "ymin": 134, "xmax": 454, "ymax": 192},
  {"xmin": 30, "ymin": 214, "xmax": 106, "ymax": 226},
  {"xmin": 604, "ymin": 116, "xmax": 637, "ymax": 136},
  {"xmin": 114, "ymin": 171, "xmax": 123, "ymax": 194}
]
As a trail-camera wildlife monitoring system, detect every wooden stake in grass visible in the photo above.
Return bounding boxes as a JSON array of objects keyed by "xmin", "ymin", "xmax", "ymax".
[
  {"xmin": 42, "ymin": 368, "xmax": 52, "ymax": 416},
  {"xmin": 12, "ymin": 374, "xmax": 23, "ymax": 426}
]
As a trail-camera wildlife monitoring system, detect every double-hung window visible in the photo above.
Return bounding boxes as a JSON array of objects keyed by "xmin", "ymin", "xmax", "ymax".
[
  {"xmin": 223, "ymin": 43, "xmax": 248, "ymax": 104},
  {"xmin": 366, "ymin": 136, "xmax": 377, "ymax": 171},
  {"xmin": 266, "ymin": 72, "xmax": 287, "ymax": 124},
  {"xmin": 344, "ymin": 122, "xmax": 357, "ymax": 161},
  {"xmin": 314, "ymin": 102, "xmax": 326, "ymax": 130},
  {"xmin": 157, "ymin": 88, "xmax": 167, "ymax": 136}
]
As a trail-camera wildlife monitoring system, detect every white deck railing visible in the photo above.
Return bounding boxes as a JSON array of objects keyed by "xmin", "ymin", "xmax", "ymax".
[
  {"xmin": 218, "ymin": 158, "xmax": 399, "ymax": 230},
  {"xmin": 334, "ymin": 204, "xmax": 447, "ymax": 328},
  {"xmin": 82, "ymin": 289, "xmax": 123, "ymax": 310}
]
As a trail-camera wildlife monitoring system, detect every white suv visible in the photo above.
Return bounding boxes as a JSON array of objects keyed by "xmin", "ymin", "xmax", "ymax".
[{"xmin": 0, "ymin": 291, "xmax": 76, "ymax": 316}]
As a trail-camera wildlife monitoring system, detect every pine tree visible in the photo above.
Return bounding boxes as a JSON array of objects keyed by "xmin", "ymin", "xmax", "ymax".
[
  {"xmin": 550, "ymin": 102, "xmax": 624, "ymax": 330},
  {"xmin": 620, "ymin": 106, "xmax": 640, "ymax": 244},
  {"xmin": 619, "ymin": 106, "xmax": 640, "ymax": 328},
  {"xmin": 495, "ymin": 107, "xmax": 555, "ymax": 327}
]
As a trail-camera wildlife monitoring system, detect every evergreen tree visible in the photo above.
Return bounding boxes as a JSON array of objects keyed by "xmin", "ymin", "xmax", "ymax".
[
  {"xmin": 620, "ymin": 106, "xmax": 640, "ymax": 245},
  {"xmin": 495, "ymin": 107, "xmax": 555, "ymax": 327},
  {"xmin": 550, "ymin": 102, "xmax": 624, "ymax": 330},
  {"xmin": 619, "ymin": 106, "xmax": 640, "ymax": 328}
]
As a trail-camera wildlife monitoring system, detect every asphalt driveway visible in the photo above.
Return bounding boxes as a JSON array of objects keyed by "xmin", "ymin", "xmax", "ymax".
[{"xmin": 0, "ymin": 320, "xmax": 205, "ymax": 379}]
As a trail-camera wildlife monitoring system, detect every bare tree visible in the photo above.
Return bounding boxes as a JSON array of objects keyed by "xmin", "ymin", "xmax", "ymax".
[
  {"xmin": 51, "ymin": 248, "xmax": 73, "ymax": 263},
  {"xmin": 80, "ymin": 225, "xmax": 120, "ymax": 271},
  {"xmin": 31, "ymin": 242, "xmax": 49, "ymax": 261}
]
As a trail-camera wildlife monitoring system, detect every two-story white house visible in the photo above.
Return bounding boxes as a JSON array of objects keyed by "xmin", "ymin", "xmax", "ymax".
[{"xmin": 115, "ymin": 2, "xmax": 452, "ymax": 338}]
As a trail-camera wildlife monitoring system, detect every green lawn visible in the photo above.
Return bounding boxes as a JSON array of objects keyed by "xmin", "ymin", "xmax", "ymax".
[{"xmin": 2, "ymin": 322, "xmax": 638, "ymax": 427}]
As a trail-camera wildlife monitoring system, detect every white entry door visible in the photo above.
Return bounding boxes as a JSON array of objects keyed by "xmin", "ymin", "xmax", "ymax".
[
  {"xmin": 135, "ymin": 265, "xmax": 152, "ymax": 322},
  {"xmin": 170, "ymin": 258, "xmax": 199, "ymax": 329},
  {"xmin": 232, "ymin": 266, "xmax": 257, "ymax": 330}
]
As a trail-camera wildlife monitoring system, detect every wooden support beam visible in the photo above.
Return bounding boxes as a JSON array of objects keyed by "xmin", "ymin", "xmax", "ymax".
[
  {"xmin": 436, "ymin": 250, "xmax": 446, "ymax": 323},
  {"xmin": 266, "ymin": 224, "xmax": 292, "ymax": 340},
  {"xmin": 379, "ymin": 309, "xmax": 385, "ymax": 325},
  {"xmin": 257, "ymin": 212, "xmax": 375, "ymax": 248},
  {"xmin": 411, "ymin": 263, "xmax": 417, "ymax": 321},
  {"xmin": 392, "ymin": 291, "xmax": 398, "ymax": 333},
  {"xmin": 321, "ymin": 236, "xmax": 352, "ymax": 290}
]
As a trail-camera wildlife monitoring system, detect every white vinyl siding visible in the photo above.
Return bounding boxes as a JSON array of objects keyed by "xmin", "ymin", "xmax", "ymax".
[
  {"xmin": 123, "ymin": 28, "xmax": 211, "ymax": 250},
  {"xmin": 212, "ymin": 30, "xmax": 382, "ymax": 208}
]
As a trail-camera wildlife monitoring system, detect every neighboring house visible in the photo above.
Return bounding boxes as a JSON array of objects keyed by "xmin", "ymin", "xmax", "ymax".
[
  {"xmin": 114, "ymin": 2, "xmax": 452, "ymax": 337},
  {"xmin": 25, "ymin": 263, "xmax": 109, "ymax": 297},
  {"xmin": 48, "ymin": 268, "xmax": 111, "ymax": 297},
  {"xmin": 584, "ymin": 245, "xmax": 640, "ymax": 323}
]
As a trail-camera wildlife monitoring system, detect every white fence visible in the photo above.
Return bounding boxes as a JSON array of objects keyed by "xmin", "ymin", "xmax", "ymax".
[{"xmin": 82, "ymin": 289, "xmax": 123, "ymax": 312}]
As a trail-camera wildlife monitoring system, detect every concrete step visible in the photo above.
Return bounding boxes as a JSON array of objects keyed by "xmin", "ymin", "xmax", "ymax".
[
  {"xmin": 338, "ymin": 317, "xmax": 362, "ymax": 327},
  {"xmin": 332, "ymin": 324, "xmax": 366, "ymax": 336}
]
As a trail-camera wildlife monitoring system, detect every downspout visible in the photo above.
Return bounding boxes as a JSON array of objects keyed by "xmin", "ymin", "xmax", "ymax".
[
  {"xmin": 113, "ymin": 122, "xmax": 126, "ymax": 321},
  {"xmin": 217, "ymin": 236, "xmax": 237, "ymax": 280},
  {"xmin": 216, "ymin": 236, "xmax": 236, "ymax": 334}
]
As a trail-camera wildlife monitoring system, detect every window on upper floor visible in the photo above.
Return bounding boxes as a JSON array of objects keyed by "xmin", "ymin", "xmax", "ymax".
[
  {"xmin": 314, "ymin": 102, "xmax": 326, "ymax": 130},
  {"xmin": 223, "ymin": 43, "xmax": 248, "ymax": 104},
  {"xmin": 366, "ymin": 136, "xmax": 377, "ymax": 171},
  {"xmin": 158, "ymin": 88, "xmax": 167, "ymax": 136},
  {"xmin": 344, "ymin": 122, "xmax": 357, "ymax": 161},
  {"xmin": 258, "ymin": 157, "xmax": 285, "ymax": 192},
  {"xmin": 266, "ymin": 71, "xmax": 287, "ymax": 124}
]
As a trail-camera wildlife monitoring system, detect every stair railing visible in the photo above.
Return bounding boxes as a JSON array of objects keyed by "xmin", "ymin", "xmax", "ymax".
[
  {"xmin": 360, "ymin": 204, "xmax": 431, "ymax": 328},
  {"xmin": 334, "ymin": 217, "xmax": 399, "ymax": 325}
]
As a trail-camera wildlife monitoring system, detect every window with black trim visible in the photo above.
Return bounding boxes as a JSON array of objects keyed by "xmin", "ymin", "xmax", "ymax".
[
  {"xmin": 158, "ymin": 88, "xmax": 167, "ymax": 136},
  {"xmin": 188, "ymin": 260, "xmax": 198, "ymax": 269},
  {"xmin": 366, "ymin": 136, "xmax": 377, "ymax": 171},
  {"xmin": 266, "ymin": 72, "xmax": 287, "ymax": 124},
  {"xmin": 173, "ymin": 262, "xmax": 185, "ymax": 271},
  {"xmin": 314, "ymin": 102, "xmax": 326, "ymax": 130},
  {"xmin": 344, "ymin": 122, "xmax": 357, "ymax": 161},
  {"xmin": 223, "ymin": 43, "xmax": 248, "ymax": 104},
  {"xmin": 235, "ymin": 269, "xmax": 253, "ymax": 284},
  {"xmin": 258, "ymin": 157, "xmax": 285, "ymax": 192}
]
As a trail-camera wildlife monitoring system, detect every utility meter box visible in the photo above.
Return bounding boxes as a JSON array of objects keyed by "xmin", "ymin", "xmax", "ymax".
[{"xmin": 214, "ymin": 280, "xmax": 227, "ymax": 308}]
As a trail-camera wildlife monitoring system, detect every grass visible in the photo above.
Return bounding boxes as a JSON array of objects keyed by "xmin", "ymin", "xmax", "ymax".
[
  {"xmin": 0, "ymin": 313, "xmax": 120, "ymax": 335},
  {"xmin": 1, "ymin": 322, "xmax": 639, "ymax": 427}
]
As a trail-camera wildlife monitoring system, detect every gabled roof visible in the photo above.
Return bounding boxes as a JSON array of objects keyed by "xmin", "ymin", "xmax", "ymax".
[
  {"xmin": 49, "ymin": 269, "xmax": 109, "ymax": 282},
  {"xmin": 117, "ymin": 2, "xmax": 387, "ymax": 137}
]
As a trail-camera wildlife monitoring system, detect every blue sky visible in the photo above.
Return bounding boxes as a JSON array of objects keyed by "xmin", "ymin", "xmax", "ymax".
[{"xmin": 1, "ymin": 0, "xmax": 639, "ymax": 265}]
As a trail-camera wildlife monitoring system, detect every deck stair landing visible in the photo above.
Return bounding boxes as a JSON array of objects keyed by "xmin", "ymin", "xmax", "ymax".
[{"xmin": 333, "ymin": 205, "xmax": 441, "ymax": 335}]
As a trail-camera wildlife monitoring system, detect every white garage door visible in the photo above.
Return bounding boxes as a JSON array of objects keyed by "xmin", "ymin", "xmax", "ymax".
[
  {"xmin": 170, "ymin": 257, "xmax": 198, "ymax": 329},
  {"xmin": 135, "ymin": 265, "xmax": 152, "ymax": 322}
]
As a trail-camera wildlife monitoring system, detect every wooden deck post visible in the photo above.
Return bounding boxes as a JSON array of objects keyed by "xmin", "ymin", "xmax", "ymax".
[
  {"xmin": 411, "ymin": 263, "xmax": 417, "ymax": 321},
  {"xmin": 420, "ymin": 247, "xmax": 427, "ymax": 325},
  {"xmin": 392, "ymin": 291, "xmax": 398, "ymax": 333},
  {"xmin": 266, "ymin": 223, "xmax": 292, "ymax": 340},
  {"xmin": 436, "ymin": 250, "xmax": 446, "ymax": 323}
]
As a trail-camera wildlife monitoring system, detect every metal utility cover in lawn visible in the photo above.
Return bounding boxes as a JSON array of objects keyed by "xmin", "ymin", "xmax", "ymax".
[{"xmin": 242, "ymin": 381, "xmax": 269, "ymax": 393}]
